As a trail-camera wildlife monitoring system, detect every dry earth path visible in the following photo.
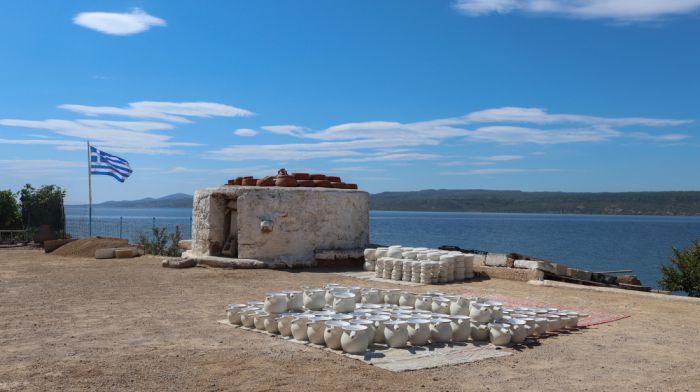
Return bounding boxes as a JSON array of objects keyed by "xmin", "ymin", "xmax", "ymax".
[{"xmin": 1, "ymin": 249, "xmax": 699, "ymax": 391}]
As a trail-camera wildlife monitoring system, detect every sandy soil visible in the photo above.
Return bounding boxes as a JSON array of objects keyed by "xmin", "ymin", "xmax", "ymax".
[{"xmin": 1, "ymin": 248, "xmax": 699, "ymax": 391}]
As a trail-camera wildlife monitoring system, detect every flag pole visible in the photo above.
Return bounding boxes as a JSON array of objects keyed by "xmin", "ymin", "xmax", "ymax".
[{"xmin": 87, "ymin": 141, "xmax": 92, "ymax": 237}]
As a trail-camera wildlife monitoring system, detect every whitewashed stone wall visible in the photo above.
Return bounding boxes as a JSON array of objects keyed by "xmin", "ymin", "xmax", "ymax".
[{"xmin": 191, "ymin": 185, "xmax": 370, "ymax": 262}]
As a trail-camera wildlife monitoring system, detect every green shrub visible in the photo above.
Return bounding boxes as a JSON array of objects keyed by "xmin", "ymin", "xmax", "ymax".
[
  {"xmin": 657, "ymin": 238, "xmax": 700, "ymax": 297},
  {"xmin": 134, "ymin": 226, "xmax": 182, "ymax": 257}
]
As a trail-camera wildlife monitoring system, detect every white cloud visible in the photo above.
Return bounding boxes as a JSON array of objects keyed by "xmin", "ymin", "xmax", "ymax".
[
  {"xmin": 260, "ymin": 125, "xmax": 307, "ymax": 136},
  {"xmin": 333, "ymin": 153, "xmax": 444, "ymax": 163},
  {"xmin": 471, "ymin": 162, "xmax": 496, "ymax": 165},
  {"xmin": 472, "ymin": 155, "xmax": 525, "ymax": 161},
  {"xmin": 234, "ymin": 128, "xmax": 259, "ymax": 136},
  {"xmin": 532, "ymin": 151, "xmax": 546, "ymax": 155},
  {"xmin": 0, "ymin": 159, "xmax": 83, "ymax": 178},
  {"xmin": 439, "ymin": 161, "xmax": 466, "ymax": 166},
  {"xmin": 73, "ymin": 8, "xmax": 166, "ymax": 35},
  {"xmin": 452, "ymin": 0, "xmax": 700, "ymax": 22},
  {"xmin": 59, "ymin": 101, "xmax": 254, "ymax": 123},
  {"xmin": 463, "ymin": 125, "xmax": 623, "ymax": 144},
  {"xmin": 626, "ymin": 132, "xmax": 691, "ymax": 141},
  {"xmin": 441, "ymin": 168, "xmax": 562, "ymax": 175}
]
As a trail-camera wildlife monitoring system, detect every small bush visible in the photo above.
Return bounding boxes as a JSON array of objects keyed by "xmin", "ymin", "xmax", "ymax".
[
  {"xmin": 657, "ymin": 238, "xmax": 700, "ymax": 297},
  {"xmin": 134, "ymin": 226, "xmax": 182, "ymax": 257}
]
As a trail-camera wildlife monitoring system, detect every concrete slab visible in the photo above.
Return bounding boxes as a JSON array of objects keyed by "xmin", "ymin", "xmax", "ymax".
[
  {"xmin": 484, "ymin": 253, "xmax": 508, "ymax": 267},
  {"xmin": 474, "ymin": 266, "xmax": 544, "ymax": 282},
  {"xmin": 218, "ymin": 320, "xmax": 520, "ymax": 372},
  {"xmin": 513, "ymin": 259, "xmax": 543, "ymax": 270}
]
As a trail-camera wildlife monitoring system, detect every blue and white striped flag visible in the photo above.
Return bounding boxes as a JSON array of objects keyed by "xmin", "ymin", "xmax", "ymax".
[{"xmin": 90, "ymin": 146, "xmax": 132, "ymax": 182}]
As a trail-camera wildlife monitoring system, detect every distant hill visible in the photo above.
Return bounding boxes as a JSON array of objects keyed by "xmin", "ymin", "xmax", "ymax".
[
  {"xmin": 98, "ymin": 194, "xmax": 193, "ymax": 208},
  {"xmin": 369, "ymin": 189, "xmax": 700, "ymax": 216}
]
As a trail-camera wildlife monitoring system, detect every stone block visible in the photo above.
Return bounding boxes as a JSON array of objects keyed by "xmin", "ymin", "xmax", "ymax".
[
  {"xmin": 472, "ymin": 254, "xmax": 486, "ymax": 267},
  {"xmin": 485, "ymin": 253, "xmax": 508, "ymax": 267},
  {"xmin": 566, "ymin": 267, "xmax": 575, "ymax": 277},
  {"xmin": 513, "ymin": 259, "xmax": 544, "ymax": 270},
  {"xmin": 474, "ymin": 265, "xmax": 544, "ymax": 282},
  {"xmin": 95, "ymin": 247, "xmax": 140, "ymax": 259},
  {"xmin": 618, "ymin": 275, "xmax": 642, "ymax": 286},
  {"xmin": 178, "ymin": 240, "xmax": 192, "ymax": 250},
  {"xmin": 575, "ymin": 269, "xmax": 592, "ymax": 281},
  {"xmin": 551, "ymin": 263, "xmax": 569, "ymax": 276},
  {"xmin": 114, "ymin": 249, "xmax": 134, "ymax": 259}
]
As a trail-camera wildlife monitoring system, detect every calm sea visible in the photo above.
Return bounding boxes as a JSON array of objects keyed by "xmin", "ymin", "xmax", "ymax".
[{"xmin": 76, "ymin": 207, "xmax": 700, "ymax": 293}]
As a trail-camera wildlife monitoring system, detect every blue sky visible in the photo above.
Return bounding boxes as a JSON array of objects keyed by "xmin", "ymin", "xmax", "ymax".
[{"xmin": 1, "ymin": 1, "xmax": 699, "ymax": 203}]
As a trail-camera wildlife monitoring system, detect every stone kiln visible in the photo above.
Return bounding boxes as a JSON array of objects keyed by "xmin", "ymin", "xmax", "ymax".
[{"xmin": 188, "ymin": 184, "xmax": 370, "ymax": 265}]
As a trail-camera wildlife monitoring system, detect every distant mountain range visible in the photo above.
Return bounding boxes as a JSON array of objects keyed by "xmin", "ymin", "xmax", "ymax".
[
  {"xmin": 97, "ymin": 193, "xmax": 193, "ymax": 208},
  {"xmin": 96, "ymin": 189, "xmax": 700, "ymax": 216}
]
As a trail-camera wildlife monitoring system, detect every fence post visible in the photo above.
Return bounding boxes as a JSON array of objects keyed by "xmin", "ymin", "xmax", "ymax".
[
  {"xmin": 119, "ymin": 217, "xmax": 122, "ymax": 239},
  {"xmin": 152, "ymin": 217, "xmax": 156, "ymax": 256}
]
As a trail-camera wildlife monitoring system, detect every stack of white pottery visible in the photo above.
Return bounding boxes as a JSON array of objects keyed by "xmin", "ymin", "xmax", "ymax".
[
  {"xmin": 438, "ymin": 259, "xmax": 449, "ymax": 283},
  {"xmin": 440, "ymin": 255, "xmax": 455, "ymax": 283},
  {"xmin": 411, "ymin": 260, "xmax": 421, "ymax": 283},
  {"xmin": 374, "ymin": 257, "xmax": 384, "ymax": 278},
  {"xmin": 391, "ymin": 259, "xmax": 403, "ymax": 281},
  {"xmin": 450, "ymin": 252, "xmax": 466, "ymax": 281},
  {"xmin": 463, "ymin": 253, "xmax": 475, "ymax": 279},
  {"xmin": 363, "ymin": 249, "xmax": 376, "ymax": 271},
  {"xmin": 402, "ymin": 260, "xmax": 412, "ymax": 282},
  {"xmin": 420, "ymin": 261, "xmax": 432, "ymax": 284},
  {"xmin": 382, "ymin": 258, "xmax": 393, "ymax": 279}
]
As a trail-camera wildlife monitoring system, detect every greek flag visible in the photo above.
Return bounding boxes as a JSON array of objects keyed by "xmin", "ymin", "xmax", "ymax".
[{"xmin": 90, "ymin": 146, "xmax": 132, "ymax": 182}]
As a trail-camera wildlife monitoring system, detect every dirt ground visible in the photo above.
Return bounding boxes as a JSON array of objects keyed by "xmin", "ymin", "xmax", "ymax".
[{"xmin": 1, "ymin": 249, "xmax": 699, "ymax": 391}]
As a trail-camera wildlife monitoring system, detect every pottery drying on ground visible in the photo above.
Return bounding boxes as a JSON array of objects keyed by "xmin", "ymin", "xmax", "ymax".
[
  {"xmin": 505, "ymin": 318, "xmax": 527, "ymax": 344},
  {"xmin": 430, "ymin": 318, "xmax": 453, "ymax": 343},
  {"xmin": 383, "ymin": 320, "xmax": 409, "ymax": 348},
  {"xmin": 489, "ymin": 323, "xmax": 512, "ymax": 346},
  {"xmin": 341, "ymin": 325, "xmax": 369, "ymax": 355},
  {"xmin": 407, "ymin": 319, "xmax": 431, "ymax": 346},
  {"xmin": 333, "ymin": 292, "xmax": 356, "ymax": 313},
  {"xmin": 264, "ymin": 293, "xmax": 288, "ymax": 313},
  {"xmin": 368, "ymin": 315, "xmax": 391, "ymax": 343},
  {"xmin": 449, "ymin": 296, "xmax": 470, "ymax": 316},
  {"xmin": 448, "ymin": 315, "xmax": 471, "ymax": 342},
  {"xmin": 469, "ymin": 302, "xmax": 492, "ymax": 323},
  {"xmin": 290, "ymin": 315, "xmax": 313, "ymax": 341},
  {"xmin": 302, "ymin": 289, "xmax": 326, "ymax": 311},
  {"xmin": 324, "ymin": 320, "xmax": 350, "ymax": 350},
  {"xmin": 307, "ymin": 317, "xmax": 332, "ymax": 344},
  {"xmin": 471, "ymin": 321, "xmax": 489, "ymax": 341}
]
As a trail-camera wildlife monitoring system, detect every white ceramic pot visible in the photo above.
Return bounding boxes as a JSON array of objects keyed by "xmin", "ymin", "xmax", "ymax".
[
  {"xmin": 264, "ymin": 314, "xmax": 281, "ymax": 333},
  {"xmin": 290, "ymin": 315, "xmax": 313, "ymax": 341},
  {"xmin": 415, "ymin": 295, "xmax": 433, "ymax": 311},
  {"xmin": 324, "ymin": 320, "xmax": 350, "ymax": 350},
  {"xmin": 430, "ymin": 318, "xmax": 453, "ymax": 343},
  {"xmin": 282, "ymin": 291, "xmax": 303, "ymax": 310},
  {"xmin": 325, "ymin": 287, "xmax": 347, "ymax": 305},
  {"xmin": 341, "ymin": 325, "xmax": 369, "ymax": 354},
  {"xmin": 545, "ymin": 315, "xmax": 560, "ymax": 332},
  {"xmin": 431, "ymin": 297, "xmax": 450, "ymax": 314},
  {"xmin": 486, "ymin": 302, "xmax": 504, "ymax": 321},
  {"xmin": 368, "ymin": 315, "xmax": 391, "ymax": 343},
  {"xmin": 521, "ymin": 318, "xmax": 536, "ymax": 337},
  {"xmin": 532, "ymin": 318, "xmax": 548, "ymax": 336},
  {"xmin": 346, "ymin": 287, "xmax": 362, "ymax": 303},
  {"xmin": 364, "ymin": 249, "xmax": 377, "ymax": 271},
  {"xmin": 349, "ymin": 319, "xmax": 375, "ymax": 348},
  {"xmin": 306, "ymin": 316, "xmax": 332, "ymax": 345},
  {"xmin": 361, "ymin": 290, "xmax": 380, "ymax": 304},
  {"xmin": 532, "ymin": 309, "xmax": 549, "ymax": 318},
  {"xmin": 469, "ymin": 302, "xmax": 492, "ymax": 323},
  {"xmin": 471, "ymin": 321, "xmax": 489, "ymax": 341},
  {"xmin": 275, "ymin": 313, "xmax": 296, "ymax": 337},
  {"xmin": 553, "ymin": 312, "xmax": 571, "ymax": 329},
  {"xmin": 407, "ymin": 319, "xmax": 431, "ymax": 346},
  {"xmin": 489, "ymin": 323, "xmax": 512, "ymax": 346},
  {"xmin": 383, "ymin": 320, "xmax": 409, "ymax": 348},
  {"xmin": 331, "ymin": 314, "xmax": 354, "ymax": 322},
  {"xmin": 505, "ymin": 319, "xmax": 527, "ymax": 343},
  {"xmin": 333, "ymin": 292, "xmax": 356, "ymax": 313},
  {"xmin": 383, "ymin": 289, "xmax": 401, "ymax": 305},
  {"xmin": 398, "ymin": 292, "xmax": 417, "ymax": 308},
  {"xmin": 248, "ymin": 301, "xmax": 265, "ymax": 308},
  {"xmin": 565, "ymin": 312, "xmax": 579, "ymax": 328},
  {"xmin": 225, "ymin": 304, "xmax": 247, "ymax": 325},
  {"xmin": 448, "ymin": 315, "xmax": 471, "ymax": 342},
  {"xmin": 254, "ymin": 312, "xmax": 270, "ymax": 330},
  {"xmin": 449, "ymin": 296, "xmax": 470, "ymax": 316},
  {"xmin": 239, "ymin": 307, "xmax": 259, "ymax": 328},
  {"xmin": 303, "ymin": 289, "xmax": 326, "ymax": 311},
  {"xmin": 263, "ymin": 293, "xmax": 287, "ymax": 314}
]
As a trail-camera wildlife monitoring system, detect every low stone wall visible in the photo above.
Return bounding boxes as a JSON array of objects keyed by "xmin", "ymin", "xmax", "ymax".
[{"xmin": 474, "ymin": 265, "xmax": 543, "ymax": 282}]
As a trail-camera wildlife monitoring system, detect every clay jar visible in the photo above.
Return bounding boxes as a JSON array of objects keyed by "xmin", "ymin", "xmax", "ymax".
[
  {"xmin": 341, "ymin": 325, "xmax": 369, "ymax": 354},
  {"xmin": 521, "ymin": 318, "xmax": 536, "ymax": 337},
  {"xmin": 264, "ymin": 293, "xmax": 288, "ymax": 314},
  {"xmin": 505, "ymin": 319, "xmax": 527, "ymax": 344},
  {"xmin": 254, "ymin": 312, "xmax": 270, "ymax": 330},
  {"xmin": 331, "ymin": 182, "xmax": 346, "ymax": 189},
  {"xmin": 469, "ymin": 302, "xmax": 492, "ymax": 323},
  {"xmin": 264, "ymin": 314, "xmax": 281, "ymax": 334},
  {"xmin": 383, "ymin": 289, "xmax": 401, "ymax": 305},
  {"xmin": 449, "ymin": 296, "xmax": 470, "ymax": 316},
  {"xmin": 325, "ymin": 286, "xmax": 347, "ymax": 305},
  {"xmin": 489, "ymin": 323, "xmax": 512, "ymax": 346},
  {"xmin": 275, "ymin": 176, "xmax": 297, "ymax": 187},
  {"xmin": 275, "ymin": 313, "xmax": 297, "ymax": 337},
  {"xmin": 303, "ymin": 289, "xmax": 326, "ymax": 311},
  {"xmin": 234, "ymin": 177, "xmax": 243, "ymax": 185},
  {"xmin": 324, "ymin": 320, "xmax": 350, "ymax": 350},
  {"xmin": 257, "ymin": 176, "xmax": 275, "ymax": 186},
  {"xmin": 313, "ymin": 180, "xmax": 332, "ymax": 188},
  {"xmin": 326, "ymin": 176, "xmax": 341, "ymax": 182},
  {"xmin": 290, "ymin": 314, "xmax": 313, "ymax": 341},
  {"xmin": 225, "ymin": 304, "xmax": 247, "ymax": 325},
  {"xmin": 306, "ymin": 316, "xmax": 332, "ymax": 345},
  {"xmin": 297, "ymin": 180, "xmax": 316, "ymax": 187},
  {"xmin": 383, "ymin": 320, "xmax": 409, "ymax": 348},
  {"xmin": 399, "ymin": 292, "xmax": 417, "ymax": 308},
  {"xmin": 486, "ymin": 302, "xmax": 504, "ymax": 321},
  {"xmin": 309, "ymin": 174, "xmax": 326, "ymax": 180},
  {"xmin": 349, "ymin": 319, "xmax": 375, "ymax": 348},
  {"xmin": 291, "ymin": 172, "xmax": 310, "ymax": 180},
  {"xmin": 429, "ymin": 318, "xmax": 453, "ymax": 343},
  {"xmin": 565, "ymin": 312, "xmax": 579, "ymax": 328},
  {"xmin": 448, "ymin": 315, "xmax": 472, "ymax": 342},
  {"xmin": 333, "ymin": 292, "xmax": 356, "ymax": 313},
  {"xmin": 281, "ymin": 290, "xmax": 303, "ymax": 310},
  {"xmin": 346, "ymin": 184, "xmax": 358, "ymax": 189},
  {"xmin": 363, "ymin": 249, "xmax": 376, "ymax": 271},
  {"xmin": 346, "ymin": 287, "xmax": 362, "ymax": 303},
  {"xmin": 431, "ymin": 297, "xmax": 451, "ymax": 315},
  {"xmin": 361, "ymin": 290, "xmax": 380, "ymax": 304},
  {"xmin": 406, "ymin": 319, "xmax": 430, "ymax": 346},
  {"xmin": 545, "ymin": 315, "xmax": 561, "ymax": 332},
  {"xmin": 532, "ymin": 318, "xmax": 549, "ymax": 336},
  {"xmin": 368, "ymin": 315, "xmax": 391, "ymax": 343},
  {"xmin": 471, "ymin": 321, "xmax": 490, "ymax": 341},
  {"xmin": 415, "ymin": 295, "xmax": 433, "ymax": 311},
  {"xmin": 241, "ymin": 178, "xmax": 258, "ymax": 186},
  {"xmin": 239, "ymin": 308, "xmax": 259, "ymax": 328}
]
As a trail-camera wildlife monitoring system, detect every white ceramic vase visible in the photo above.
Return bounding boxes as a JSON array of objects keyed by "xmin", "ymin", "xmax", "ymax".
[
  {"xmin": 264, "ymin": 293, "xmax": 288, "ymax": 314},
  {"xmin": 471, "ymin": 321, "xmax": 489, "ymax": 341},
  {"xmin": 448, "ymin": 315, "xmax": 471, "ymax": 342},
  {"xmin": 239, "ymin": 308, "xmax": 259, "ymax": 328},
  {"xmin": 383, "ymin": 321, "xmax": 409, "ymax": 348},
  {"xmin": 264, "ymin": 314, "xmax": 281, "ymax": 334},
  {"xmin": 275, "ymin": 313, "xmax": 296, "ymax": 337},
  {"xmin": 431, "ymin": 297, "xmax": 450, "ymax": 315},
  {"xmin": 361, "ymin": 290, "xmax": 380, "ymax": 304},
  {"xmin": 324, "ymin": 320, "xmax": 350, "ymax": 350},
  {"xmin": 368, "ymin": 315, "xmax": 391, "ymax": 343},
  {"xmin": 225, "ymin": 304, "xmax": 246, "ymax": 325},
  {"xmin": 333, "ymin": 292, "xmax": 356, "ymax": 313},
  {"xmin": 505, "ymin": 319, "xmax": 527, "ymax": 343},
  {"xmin": 306, "ymin": 316, "xmax": 332, "ymax": 345},
  {"xmin": 341, "ymin": 325, "xmax": 369, "ymax": 354},
  {"xmin": 290, "ymin": 315, "xmax": 313, "ymax": 341},
  {"xmin": 449, "ymin": 296, "xmax": 470, "ymax": 316},
  {"xmin": 486, "ymin": 302, "xmax": 504, "ymax": 321},
  {"xmin": 415, "ymin": 295, "xmax": 433, "ymax": 311},
  {"xmin": 384, "ymin": 289, "xmax": 401, "ymax": 305},
  {"xmin": 532, "ymin": 318, "xmax": 548, "ymax": 336},
  {"xmin": 398, "ymin": 292, "xmax": 417, "ymax": 308},
  {"xmin": 489, "ymin": 323, "xmax": 512, "ymax": 346},
  {"xmin": 430, "ymin": 319, "xmax": 453, "ymax": 343},
  {"xmin": 469, "ymin": 303, "xmax": 492, "ymax": 323},
  {"xmin": 407, "ymin": 319, "xmax": 431, "ymax": 346},
  {"xmin": 282, "ymin": 291, "xmax": 303, "ymax": 310},
  {"xmin": 303, "ymin": 289, "xmax": 326, "ymax": 311}
]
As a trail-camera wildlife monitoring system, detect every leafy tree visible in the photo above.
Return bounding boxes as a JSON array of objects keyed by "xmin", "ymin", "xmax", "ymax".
[
  {"xmin": 134, "ymin": 225, "xmax": 183, "ymax": 257},
  {"xmin": 18, "ymin": 184, "xmax": 66, "ymax": 229},
  {"xmin": 657, "ymin": 238, "xmax": 700, "ymax": 297},
  {"xmin": 0, "ymin": 189, "xmax": 22, "ymax": 234}
]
